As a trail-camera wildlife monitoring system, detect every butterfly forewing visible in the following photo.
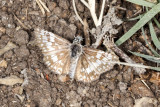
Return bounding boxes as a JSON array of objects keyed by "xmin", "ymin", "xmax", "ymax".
[
  {"xmin": 75, "ymin": 47, "xmax": 119, "ymax": 82},
  {"xmin": 35, "ymin": 28, "xmax": 71, "ymax": 75}
]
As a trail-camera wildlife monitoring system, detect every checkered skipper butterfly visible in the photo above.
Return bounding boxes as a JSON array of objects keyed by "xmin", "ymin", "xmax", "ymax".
[{"xmin": 35, "ymin": 28, "xmax": 119, "ymax": 82}]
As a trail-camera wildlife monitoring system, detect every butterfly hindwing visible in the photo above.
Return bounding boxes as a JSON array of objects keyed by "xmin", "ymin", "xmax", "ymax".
[{"xmin": 75, "ymin": 47, "xmax": 119, "ymax": 82}]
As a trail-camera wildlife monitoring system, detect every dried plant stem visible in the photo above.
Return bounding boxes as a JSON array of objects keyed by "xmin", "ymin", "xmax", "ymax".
[
  {"xmin": 73, "ymin": 0, "xmax": 105, "ymax": 27},
  {"xmin": 105, "ymin": 60, "xmax": 157, "ymax": 71},
  {"xmin": 83, "ymin": 19, "xmax": 90, "ymax": 46},
  {"xmin": 14, "ymin": 14, "xmax": 29, "ymax": 29},
  {"xmin": 103, "ymin": 39, "xmax": 146, "ymax": 73},
  {"xmin": 72, "ymin": 0, "xmax": 84, "ymax": 25},
  {"xmin": 97, "ymin": 0, "xmax": 105, "ymax": 26},
  {"xmin": 80, "ymin": 0, "xmax": 89, "ymax": 8}
]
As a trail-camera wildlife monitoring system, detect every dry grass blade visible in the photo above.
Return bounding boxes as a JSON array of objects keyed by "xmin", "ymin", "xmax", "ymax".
[
  {"xmin": 14, "ymin": 14, "xmax": 29, "ymax": 29},
  {"xmin": 141, "ymin": 80, "xmax": 151, "ymax": 90},
  {"xmin": 38, "ymin": 0, "xmax": 50, "ymax": 13},
  {"xmin": 105, "ymin": 61, "xmax": 160, "ymax": 71},
  {"xmin": 97, "ymin": 0, "xmax": 105, "ymax": 26},
  {"xmin": 36, "ymin": 0, "xmax": 45, "ymax": 15},
  {"xmin": 0, "ymin": 42, "xmax": 17, "ymax": 56}
]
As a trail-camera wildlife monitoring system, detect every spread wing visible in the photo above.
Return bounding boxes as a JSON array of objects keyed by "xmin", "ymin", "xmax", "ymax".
[
  {"xmin": 75, "ymin": 47, "xmax": 119, "ymax": 83},
  {"xmin": 34, "ymin": 28, "xmax": 71, "ymax": 75}
]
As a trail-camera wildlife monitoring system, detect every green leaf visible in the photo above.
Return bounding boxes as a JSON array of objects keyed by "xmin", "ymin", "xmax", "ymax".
[
  {"xmin": 141, "ymin": 26, "xmax": 160, "ymax": 56},
  {"xmin": 115, "ymin": 3, "xmax": 160, "ymax": 46},
  {"xmin": 148, "ymin": 21, "xmax": 160, "ymax": 50},
  {"xmin": 153, "ymin": 17, "xmax": 160, "ymax": 28},
  {"xmin": 129, "ymin": 51, "xmax": 160, "ymax": 63},
  {"xmin": 128, "ymin": 15, "xmax": 142, "ymax": 21},
  {"xmin": 126, "ymin": 0, "xmax": 156, "ymax": 7}
]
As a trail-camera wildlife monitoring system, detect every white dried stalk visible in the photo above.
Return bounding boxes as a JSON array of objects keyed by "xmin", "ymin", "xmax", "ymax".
[
  {"xmin": 105, "ymin": 61, "xmax": 155, "ymax": 71},
  {"xmin": 81, "ymin": 0, "xmax": 106, "ymax": 27},
  {"xmin": 72, "ymin": 0, "xmax": 84, "ymax": 25},
  {"xmin": 73, "ymin": 0, "xmax": 106, "ymax": 27},
  {"xmin": 80, "ymin": 0, "xmax": 89, "ymax": 8},
  {"xmin": 87, "ymin": 0, "xmax": 98, "ymax": 26},
  {"xmin": 97, "ymin": 0, "xmax": 105, "ymax": 26}
]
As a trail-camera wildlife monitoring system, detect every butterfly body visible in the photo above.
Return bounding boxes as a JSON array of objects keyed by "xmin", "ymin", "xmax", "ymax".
[
  {"xmin": 35, "ymin": 28, "xmax": 119, "ymax": 83},
  {"xmin": 69, "ymin": 38, "xmax": 83, "ymax": 79}
]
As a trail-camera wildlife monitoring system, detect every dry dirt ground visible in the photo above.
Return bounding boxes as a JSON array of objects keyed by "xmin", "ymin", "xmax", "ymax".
[{"xmin": 0, "ymin": 0, "xmax": 160, "ymax": 107}]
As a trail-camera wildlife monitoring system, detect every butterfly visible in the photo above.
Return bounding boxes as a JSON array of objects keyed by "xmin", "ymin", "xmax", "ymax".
[{"xmin": 34, "ymin": 28, "xmax": 119, "ymax": 83}]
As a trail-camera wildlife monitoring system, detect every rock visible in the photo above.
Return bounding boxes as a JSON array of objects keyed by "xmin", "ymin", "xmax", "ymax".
[
  {"xmin": 118, "ymin": 82, "xmax": 127, "ymax": 93},
  {"xmin": 59, "ymin": 0, "xmax": 69, "ymax": 9},
  {"xmin": 14, "ymin": 30, "xmax": 29, "ymax": 45},
  {"xmin": 14, "ymin": 45, "xmax": 30, "ymax": 58}
]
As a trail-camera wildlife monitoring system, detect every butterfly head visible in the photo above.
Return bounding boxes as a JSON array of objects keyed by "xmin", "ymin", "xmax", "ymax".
[{"xmin": 73, "ymin": 36, "xmax": 83, "ymax": 44}]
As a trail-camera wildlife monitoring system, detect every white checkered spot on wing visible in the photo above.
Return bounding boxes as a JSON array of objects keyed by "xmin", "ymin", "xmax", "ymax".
[
  {"xmin": 75, "ymin": 47, "xmax": 119, "ymax": 83},
  {"xmin": 34, "ymin": 28, "xmax": 71, "ymax": 53},
  {"xmin": 34, "ymin": 28, "xmax": 71, "ymax": 75}
]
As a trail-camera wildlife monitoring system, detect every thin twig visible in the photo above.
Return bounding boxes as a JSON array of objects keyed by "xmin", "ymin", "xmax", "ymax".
[
  {"xmin": 141, "ymin": 80, "xmax": 151, "ymax": 90},
  {"xmin": 26, "ymin": 6, "xmax": 28, "ymax": 20},
  {"xmin": 83, "ymin": 19, "xmax": 90, "ymax": 46},
  {"xmin": 14, "ymin": 14, "xmax": 29, "ymax": 29}
]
